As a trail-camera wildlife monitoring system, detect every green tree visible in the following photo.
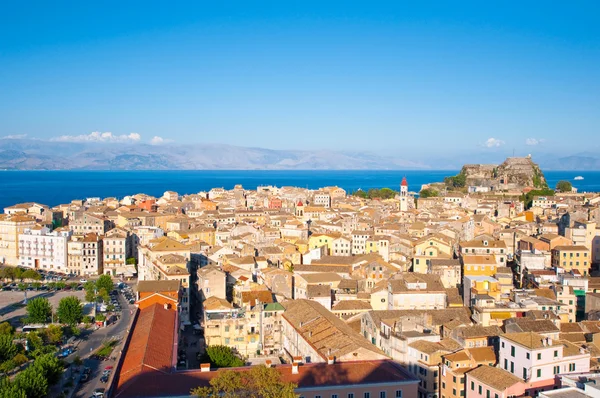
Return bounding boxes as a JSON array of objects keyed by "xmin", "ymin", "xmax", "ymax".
[
  {"xmin": 13, "ymin": 268, "xmax": 23, "ymax": 281},
  {"xmin": 43, "ymin": 325, "xmax": 63, "ymax": 345},
  {"xmin": 96, "ymin": 275, "xmax": 114, "ymax": 293},
  {"xmin": 21, "ymin": 270, "xmax": 41, "ymax": 281},
  {"xmin": 204, "ymin": 345, "xmax": 245, "ymax": 368},
  {"xmin": 0, "ymin": 323, "xmax": 13, "ymax": 336},
  {"xmin": 84, "ymin": 281, "xmax": 96, "ymax": 302},
  {"xmin": 57, "ymin": 296, "xmax": 83, "ymax": 326},
  {"xmin": 419, "ymin": 188, "xmax": 439, "ymax": 198},
  {"xmin": 26, "ymin": 332, "xmax": 44, "ymax": 353},
  {"xmin": 14, "ymin": 366, "xmax": 48, "ymax": 397},
  {"xmin": 0, "ymin": 379, "xmax": 26, "ymax": 398},
  {"xmin": 26, "ymin": 297, "xmax": 52, "ymax": 324},
  {"xmin": 0, "ymin": 335, "xmax": 18, "ymax": 362},
  {"xmin": 126, "ymin": 257, "xmax": 136, "ymax": 265},
  {"xmin": 191, "ymin": 365, "xmax": 298, "ymax": 398},
  {"xmin": 0, "ymin": 360, "xmax": 16, "ymax": 374},
  {"xmin": 32, "ymin": 353, "xmax": 63, "ymax": 385},
  {"xmin": 556, "ymin": 180, "xmax": 573, "ymax": 192}
]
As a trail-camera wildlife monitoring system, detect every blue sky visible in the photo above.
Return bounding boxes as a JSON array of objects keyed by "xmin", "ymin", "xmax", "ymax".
[{"xmin": 1, "ymin": 1, "xmax": 599, "ymax": 156}]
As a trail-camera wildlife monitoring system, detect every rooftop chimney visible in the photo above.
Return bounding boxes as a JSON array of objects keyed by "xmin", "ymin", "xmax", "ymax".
[
  {"xmin": 327, "ymin": 355, "xmax": 335, "ymax": 365},
  {"xmin": 265, "ymin": 359, "xmax": 272, "ymax": 368},
  {"xmin": 292, "ymin": 363, "xmax": 299, "ymax": 374},
  {"xmin": 164, "ymin": 303, "xmax": 171, "ymax": 310},
  {"xmin": 200, "ymin": 363, "xmax": 211, "ymax": 372},
  {"xmin": 293, "ymin": 356, "xmax": 302, "ymax": 364}
]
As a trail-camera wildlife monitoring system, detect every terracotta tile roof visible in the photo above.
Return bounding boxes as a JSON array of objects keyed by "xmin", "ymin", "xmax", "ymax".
[
  {"xmin": 501, "ymin": 332, "xmax": 550, "ymax": 349},
  {"xmin": 467, "ymin": 365, "xmax": 523, "ymax": 391},
  {"xmin": 283, "ymin": 299, "xmax": 386, "ymax": 361},
  {"xmin": 137, "ymin": 280, "xmax": 180, "ymax": 293},
  {"xmin": 240, "ymin": 290, "xmax": 273, "ymax": 306},
  {"xmin": 115, "ymin": 304, "xmax": 177, "ymax": 397},
  {"xmin": 112, "ymin": 360, "xmax": 418, "ymax": 398},
  {"xmin": 332, "ymin": 300, "xmax": 372, "ymax": 311}
]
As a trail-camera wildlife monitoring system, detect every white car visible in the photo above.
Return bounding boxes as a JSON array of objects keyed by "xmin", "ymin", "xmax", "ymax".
[{"xmin": 80, "ymin": 279, "xmax": 88, "ymax": 283}]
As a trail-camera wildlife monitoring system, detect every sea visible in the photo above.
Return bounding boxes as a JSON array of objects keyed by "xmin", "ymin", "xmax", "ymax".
[{"xmin": 1, "ymin": 170, "xmax": 600, "ymax": 210}]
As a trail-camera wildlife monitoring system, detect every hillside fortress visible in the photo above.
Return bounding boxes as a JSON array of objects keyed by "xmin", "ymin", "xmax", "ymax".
[{"xmin": 460, "ymin": 156, "xmax": 546, "ymax": 191}]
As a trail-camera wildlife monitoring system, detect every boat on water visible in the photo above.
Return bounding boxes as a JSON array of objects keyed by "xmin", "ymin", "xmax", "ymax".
[{"xmin": 574, "ymin": 176, "xmax": 584, "ymax": 180}]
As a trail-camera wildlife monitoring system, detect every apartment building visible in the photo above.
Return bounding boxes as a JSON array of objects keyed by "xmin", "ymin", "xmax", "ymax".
[
  {"xmin": 18, "ymin": 226, "xmax": 71, "ymax": 272},
  {"xmin": 460, "ymin": 239, "xmax": 507, "ymax": 265},
  {"xmin": 440, "ymin": 347, "xmax": 496, "ymax": 398},
  {"xmin": 67, "ymin": 233, "xmax": 103, "ymax": 276},
  {"xmin": 202, "ymin": 297, "xmax": 285, "ymax": 357},
  {"xmin": 551, "ymin": 245, "xmax": 591, "ymax": 276},
  {"xmin": 102, "ymin": 227, "xmax": 133, "ymax": 276},
  {"xmin": 197, "ymin": 265, "xmax": 226, "ymax": 302},
  {"xmin": 465, "ymin": 365, "xmax": 526, "ymax": 398},
  {"xmin": 388, "ymin": 274, "xmax": 447, "ymax": 310},
  {"xmin": 0, "ymin": 214, "xmax": 37, "ymax": 265},
  {"xmin": 68, "ymin": 212, "xmax": 112, "ymax": 235},
  {"xmin": 499, "ymin": 332, "xmax": 590, "ymax": 395}
]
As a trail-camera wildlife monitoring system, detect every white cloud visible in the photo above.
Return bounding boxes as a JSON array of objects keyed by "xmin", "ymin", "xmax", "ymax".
[
  {"xmin": 50, "ymin": 131, "xmax": 141, "ymax": 143},
  {"xmin": 1, "ymin": 134, "xmax": 28, "ymax": 139},
  {"xmin": 525, "ymin": 138, "xmax": 545, "ymax": 146},
  {"xmin": 484, "ymin": 137, "xmax": 505, "ymax": 148},
  {"xmin": 150, "ymin": 136, "xmax": 173, "ymax": 145}
]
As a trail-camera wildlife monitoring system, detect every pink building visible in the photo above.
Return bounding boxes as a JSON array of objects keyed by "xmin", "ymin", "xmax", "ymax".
[{"xmin": 466, "ymin": 365, "xmax": 526, "ymax": 398}]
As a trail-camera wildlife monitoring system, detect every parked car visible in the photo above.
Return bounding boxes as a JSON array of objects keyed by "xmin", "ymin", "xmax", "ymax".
[
  {"xmin": 80, "ymin": 279, "xmax": 87, "ymax": 283},
  {"xmin": 93, "ymin": 388, "xmax": 105, "ymax": 397}
]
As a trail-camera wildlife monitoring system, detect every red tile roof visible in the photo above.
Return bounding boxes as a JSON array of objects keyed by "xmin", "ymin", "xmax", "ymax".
[
  {"xmin": 115, "ymin": 303, "xmax": 177, "ymax": 397},
  {"xmin": 113, "ymin": 360, "xmax": 418, "ymax": 398}
]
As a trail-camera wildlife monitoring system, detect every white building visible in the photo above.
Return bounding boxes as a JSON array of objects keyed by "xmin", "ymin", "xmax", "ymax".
[
  {"xmin": 18, "ymin": 227, "xmax": 72, "ymax": 272},
  {"xmin": 499, "ymin": 332, "xmax": 590, "ymax": 394},
  {"xmin": 313, "ymin": 191, "xmax": 331, "ymax": 208}
]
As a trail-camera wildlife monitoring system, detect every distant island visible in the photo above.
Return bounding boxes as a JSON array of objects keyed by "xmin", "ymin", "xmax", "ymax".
[{"xmin": 2, "ymin": 137, "xmax": 600, "ymax": 170}]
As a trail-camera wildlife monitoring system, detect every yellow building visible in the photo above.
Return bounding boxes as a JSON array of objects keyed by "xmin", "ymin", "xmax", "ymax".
[
  {"xmin": 462, "ymin": 255, "xmax": 497, "ymax": 277},
  {"xmin": 552, "ymin": 245, "xmax": 591, "ymax": 276},
  {"xmin": 308, "ymin": 233, "xmax": 341, "ymax": 254}
]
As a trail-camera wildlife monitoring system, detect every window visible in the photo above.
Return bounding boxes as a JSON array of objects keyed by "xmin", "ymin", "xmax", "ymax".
[
  {"xmin": 537, "ymin": 369, "xmax": 541, "ymax": 378},
  {"xmin": 526, "ymin": 353, "xmax": 530, "ymax": 359},
  {"xmin": 471, "ymin": 381, "xmax": 475, "ymax": 391},
  {"xmin": 380, "ymin": 393, "xmax": 386, "ymax": 398},
  {"xmin": 486, "ymin": 390, "xmax": 490, "ymax": 398},
  {"xmin": 332, "ymin": 396, "xmax": 338, "ymax": 398},
  {"xmin": 315, "ymin": 396, "xmax": 321, "ymax": 398},
  {"xmin": 395, "ymin": 392, "xmax": 402, "ymax": 398},
  {"xmin": 537, "ymin": 353, "xmax": 541, "ymax": 360},
  {"xmin": 511, "ymin": 346, "xmax": 515, "ymax": 357},
  {"xmin": 478, "ymin": 385, "xmax": 482, "ymax": 394},
  {"xmin": 523, "ymin": 368, "xmax": 527, "ymax": 379},
  {"xmin": 554, "ymin": 350, "xmax": 558, "ymax": 358},
  {"xmin": 569, "ymin": 363, "xmax": 576, "ymax": 372},
  {"xmin": 364, "ymin": 394, "xmax": 370, "ymax": 398},
  {"xmin": 504, "ymin": 359, "xmax": 508, "ymax": 370},
  {"xmin": 554, "ymin": 366, "xmax": 560, "ymax": 375}
]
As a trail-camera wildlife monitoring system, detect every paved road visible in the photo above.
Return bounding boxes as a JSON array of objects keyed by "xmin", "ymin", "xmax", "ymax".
[{"xmin": 72, "ymin": 288, "xmax": 135, "ymax": 398}]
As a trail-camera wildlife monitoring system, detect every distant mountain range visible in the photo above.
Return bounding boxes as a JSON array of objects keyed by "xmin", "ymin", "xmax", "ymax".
[{"xmin": 1, "ymin": 138, "xmax": 599, "ymax": 171}]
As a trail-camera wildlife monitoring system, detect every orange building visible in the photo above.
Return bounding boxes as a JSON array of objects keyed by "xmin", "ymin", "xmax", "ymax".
[{"xmin": 136, "ymin": 280, "xmax": 181, "ymax": 311}]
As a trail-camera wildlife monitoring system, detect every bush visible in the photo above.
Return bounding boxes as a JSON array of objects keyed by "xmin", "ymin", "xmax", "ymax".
[
  {"xmin": 13, "ymin": 354, "xmax": 28, "ymax": 367},
  {"xmin": 419, "ymin": 188, "xmax": 439, "ymax": 198}
]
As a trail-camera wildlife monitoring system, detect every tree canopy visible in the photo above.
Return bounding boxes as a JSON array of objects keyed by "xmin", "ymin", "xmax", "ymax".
[
  {"xmin": 521, "ymin": 188, "xmax": 555, "ymax": 209},
  {"xmin": 96, "ymin": 275, "xmax": 114, "ymax": 293},
  {"xmin": 352, "ymin": 188, "xmax": 397, "ymax": 200},
  {"xmin": 556, "ymin": 180, "xmax": 573, "ymax": 192},
  {"xmin": 191, "ymin": 365, "xmax": 298, "ymax": 398},
  {"xmin": 444, "ymin": 171, "xmax": 467, "ymax": 189},
  {"xmin": 26, "ymin": 297, "xmax": 52, "ymax": 324},
  {"xmin": 57, "ymin": 296, "xmax": 83, "ymax": 326},
  {"xmin": 202, "ymin": 345, "xmax": 245, "ymax": 368}
]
